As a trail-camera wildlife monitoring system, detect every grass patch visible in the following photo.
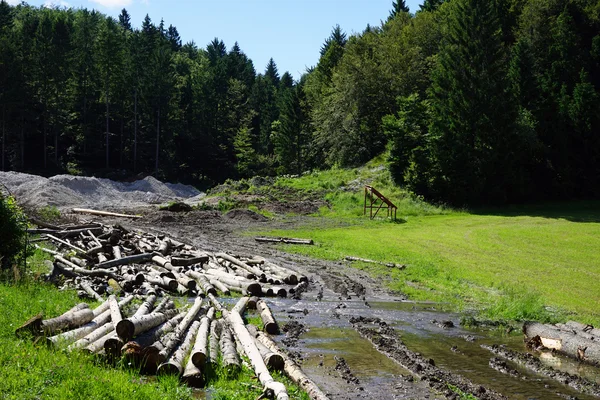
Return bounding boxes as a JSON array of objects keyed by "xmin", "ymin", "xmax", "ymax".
[{"xmin": 263, "ymin": 203, "xmax": 600, "ymax": 325}]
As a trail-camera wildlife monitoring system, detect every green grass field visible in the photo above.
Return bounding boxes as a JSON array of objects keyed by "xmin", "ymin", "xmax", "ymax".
[{"xmin": 266, "ymin": 203, "xmax": 600, "ymax": 325}]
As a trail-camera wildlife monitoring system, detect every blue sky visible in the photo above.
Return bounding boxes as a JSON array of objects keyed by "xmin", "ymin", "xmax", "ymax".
[{"xmin": 9, "ymin": 0, "xmax": 423, "ymax": 79}]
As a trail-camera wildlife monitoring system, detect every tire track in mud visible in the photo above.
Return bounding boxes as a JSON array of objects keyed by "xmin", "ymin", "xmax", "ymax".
[{"xmin": 349, "ymin": 316, "xmax": 507, "ymax": 400}]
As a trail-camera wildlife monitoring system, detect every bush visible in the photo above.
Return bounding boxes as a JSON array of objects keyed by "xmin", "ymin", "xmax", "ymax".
[{"xmin": 0, "ymin": 194, "xmax": 30, "ymax": 281}]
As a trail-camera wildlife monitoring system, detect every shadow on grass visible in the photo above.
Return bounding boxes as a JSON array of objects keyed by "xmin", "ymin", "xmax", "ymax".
[{"xmin": 472, "ymin": 200, "xmax": 600, "ymax": 223}]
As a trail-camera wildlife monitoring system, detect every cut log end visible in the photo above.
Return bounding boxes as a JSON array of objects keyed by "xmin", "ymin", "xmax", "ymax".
[
  {"xmin": 156, "ymin": 362, "xmax": 181, "ymax": 376},
  {"xmin": 15, "ymin": 314, "xmax": 43, "ymax": 337}
]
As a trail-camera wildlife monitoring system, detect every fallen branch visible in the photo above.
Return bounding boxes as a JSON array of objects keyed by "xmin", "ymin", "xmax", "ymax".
[{"xmin": 255, "ymin": 237, "xmax": 314, "ymax": 245}]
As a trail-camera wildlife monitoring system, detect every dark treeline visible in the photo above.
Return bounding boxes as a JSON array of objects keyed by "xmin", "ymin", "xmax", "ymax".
[{"xmin": 1, "ymin": 0, "xmax": 599, "ymax": 206}]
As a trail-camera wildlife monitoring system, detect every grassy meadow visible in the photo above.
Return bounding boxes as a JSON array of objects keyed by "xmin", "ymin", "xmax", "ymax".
[{"xmin": 237, "ymin": 157, "xmax": 600, "ymax": 326}]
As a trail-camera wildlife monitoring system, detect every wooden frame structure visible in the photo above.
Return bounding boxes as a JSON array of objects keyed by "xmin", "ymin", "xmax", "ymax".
[{"xmin": 364, "ymin": 186, "xmax": 397, "ymax": 220}]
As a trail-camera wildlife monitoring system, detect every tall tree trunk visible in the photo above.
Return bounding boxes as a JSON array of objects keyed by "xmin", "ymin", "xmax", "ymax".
[
  {"xmin": 134, "ymin": 89, "xmax": 137, "ymax": 172},
  {"xmin": 105, "ymin": 83, "xmax": 109, "ymax": 169},
  {"xmin": 120, "ymin": 117, "xmax": 124, "ymax": 168},
  {"xmin": 20, "ymin": 112, "xmax": 24, "ymax": 169},
  {"xmin": 83, "ymin": 96, "xmax": 87, "ymax": 156},
  {"xmin": 43, "ymin": 107, "xmax": 47, "ymax": 169},
  {"xmin": 54, "ymin": 128, "xmax": 58, "ymax": 167},
  {"xmin": 2, "ymin": 105, "xmax": 5, "ymax": 171},
  {"xmin": 155, "ymin": 108, "xmax": 160, "ymax": 175}
]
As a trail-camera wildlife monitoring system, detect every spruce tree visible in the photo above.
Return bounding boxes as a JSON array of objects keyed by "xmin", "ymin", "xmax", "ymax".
[
  {"xmin": 389, "ymin": 0, "xmax": 410, "ymax": 19},
  {"xmin": 419, "ymin": 0, "xmax": 444, "ymax": 12},
  {"xmin": 118, "ymin": 8, "xmax": 131, "ymax": 31},
  {"xmin": 429, "ymin": 0, "xmax": 517, "ymax": 205}
]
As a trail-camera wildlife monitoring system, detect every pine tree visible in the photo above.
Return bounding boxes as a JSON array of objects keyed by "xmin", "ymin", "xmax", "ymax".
[{"xmin": 429, "ymin": 0, "xmax": 517, "ymax": 205}]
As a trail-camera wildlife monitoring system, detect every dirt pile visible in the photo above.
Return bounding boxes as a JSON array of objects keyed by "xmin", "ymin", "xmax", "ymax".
[{"xmin": 0, "ymin": 171, "xmax": 203, "ymax": 209}]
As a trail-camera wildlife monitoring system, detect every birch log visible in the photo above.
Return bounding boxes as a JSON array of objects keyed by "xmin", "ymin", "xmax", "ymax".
[
  {"xmin": 252, "ymin": 327, "xmax": 329, "ymax": 400},
  {"xmin": 257, "ymin": 300, "xmax": 279, "ymax": 334},
  {"xmin": 41, "ymin": 303, "xmax": 94, "ymax": 335},
  {"xmin": 157, "ymin": 297, "xmax": 204, "ymax": 364},
  {"xmin": 225, "ymin": 299, "xmax": 289, "ymax": 400},
  {"xmin": 157, "ymin": 320, "xmax": 201, "ymax": 376},
  {"xmin": 219, "ymin": 324, "xmax": 241, "ymax": 375},
  {"xmin": 117, "ymin": 309, "xmax": 179, "ymax": 342},
  {"xmin": 246, "ymin": 324, "xmax": 284, "ymax": 371},
  {"xmin": 208, "ymin": 319, "xmax": 221, "ymax": 366},
  {"xmin": 190, "ymin": 316, "xmax": 211, "ymax": 368},
  {"xmin": 524, "ymin": 322, "xmax": 600, "ymax": 365}
]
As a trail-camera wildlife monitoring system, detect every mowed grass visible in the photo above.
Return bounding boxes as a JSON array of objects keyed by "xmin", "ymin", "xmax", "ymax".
[{"xmin": 265, "ymin": 202, "xmax": 600, "ymax": 325}]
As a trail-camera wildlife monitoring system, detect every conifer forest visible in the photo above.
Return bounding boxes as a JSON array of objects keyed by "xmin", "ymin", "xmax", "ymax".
[{"xmin": 0, "ymin": 0, "xmax": 599, "ymax": 206}]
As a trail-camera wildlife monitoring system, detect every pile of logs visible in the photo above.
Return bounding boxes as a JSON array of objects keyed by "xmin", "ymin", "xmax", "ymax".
[
  {"xmin": 20, "ymin": 221, "xmax": 328, "ymax": 399},
  {"xmin": 31, "ymin": 222, "xmax": 307, "ymax": 300}
]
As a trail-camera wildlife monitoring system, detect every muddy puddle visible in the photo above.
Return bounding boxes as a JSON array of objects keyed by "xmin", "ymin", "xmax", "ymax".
[{"xmin": 266, "ymin": 296, "xmax": 600, "ymax": 399}]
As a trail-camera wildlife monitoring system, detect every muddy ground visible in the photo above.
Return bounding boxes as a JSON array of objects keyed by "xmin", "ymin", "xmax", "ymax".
[{"xmin": 60, "ymin": 208, "xmax": 600, "ymax": 399}]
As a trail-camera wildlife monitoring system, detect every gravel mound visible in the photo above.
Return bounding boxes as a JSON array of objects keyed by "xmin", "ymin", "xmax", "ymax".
[{"xmin": 0, "ymin": 171, "xmax": 203, "ymax": 210}]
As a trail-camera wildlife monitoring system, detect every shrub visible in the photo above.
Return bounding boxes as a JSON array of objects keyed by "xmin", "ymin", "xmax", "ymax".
[{"xmin": 0, "ymin": 194, "xmax": 30, "ymax": 281}]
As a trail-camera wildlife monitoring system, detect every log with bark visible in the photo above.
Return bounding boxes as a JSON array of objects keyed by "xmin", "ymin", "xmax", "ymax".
[
  {"xmin": 72, "ymin": 208, "xmax": 142, "ymax": 219},
  {"xmin": 251, "ymin": 326, "xmax": 329, "ymax": 400},
  {"xmin": 246, "ymin": 324, "xmax": 284, "ymax": 371},
  {"xmin": 255, "ymin": 237, "xmax": 314, "ymax": 245},
  {"xmin": 225, "ymin": 298, "xmax": 288, "ymax": 399},
  {"xmin": 157, "ymin": 320, "xmax": 201, "ymax": 376},
  {"xmin": 190, "ymin": 316, "xmax": 211, "ymax": 368},
  {"xmin": 96, "ymin": 253, "xmax": 153, "ymax": 269},
  {"xmin": 216, "ymin": 252, "xmax": 266, "ymax": 280},
  {"xmin": 257, "ymin": 300, "xmax": 279, "ymax": 334},
  {"xmin": 219, "ymin": 323, "xmax": 241, "ymax": 375},
  {"xmin": 156, "ymin": 297, "xmax": 204, "ymax": 365},
  {"xmin": 524, "ymin": 322, "xmax": 600, "ymax": 365},
  {"xmin": 116, "ymin": 309, "xmax": 179, "ymax": 342},
  {"xmin": 187, "ymin": 270, "xmax": 217, "ymax": 296},
  {"xmin": 47, "ymin": 296, "xmax": 134, "ymax": 347},
  {"xmin": 208, "ymin": 318, "xmax": 221, "ymax": 367},
  {"xmin": 17, "ymin": 303, "xmax": 95, "ymax": 336}
]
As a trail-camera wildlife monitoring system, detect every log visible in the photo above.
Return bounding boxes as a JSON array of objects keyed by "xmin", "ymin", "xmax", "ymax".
[
  {"xmin": 225, "ymin": 298, "xmax": 288, "ymax": 399},
  {"xmin": 524, "ymin": 322, "xmax": 600, "ymax": 365},
  {"xmin": 96, "ymin": 252, "xmax": 153, "ymax": 269},
  {"xmin": 157, "ymin": 297, "xmax": 204, "ymax": 364},
  {"xmin": 80, "ymin": 281, "xmax": 104, "ymax": 302},
  {"xmin": 117, "ymin": 309, "xmax": 179, "ymax": 342},
  {"xmin": 208, "ymin": 319, "xmax": 221, "ymax": 366},
  {"xmin": 41, "ymin": 303, "xmax": 94, "ymax": 335},
  {"xmin": 158, "ymin": 240, "xmax": 170, "ymax": 256},
  {"xmin": 344, "ymin": 255, "xmax": 400, "ymax": 268},
  {"xmin": 174, "ymin": 271, "xmax": 196, "ymax": 290},
  {"xmin": 247, "ymin": 296, "xmax": 259, "ymax": 310},
  {"xmin": 216, "ymin": 252, "xmax": 266, "ymax": 280},
  {"xmin": 72, "ymin": 208, "xmax": 142, "ymax": 219},
  {"xmin": 112, "ymin": 246, "xmax": 122, "ymax": 260},
  {"xmin": 204, "ymin": 270, "xmax": 261, "ymax": 296},
  {"xmin": 121, "ymin": 312, "xmax": 185, "ymax": 358},
  {"xmin": 54, "ymin": 255, "xmax": 119, "ymax": 280},
  {"xmin": 190, "ymin": 316, "xmax": 211, "ymax": 368},
  {"xmin": 157, "ymin": 320, "xmax": 201, "ymax": 376},
  {"xmin": 219, "ymin": 324, "xmax": 241, "ymax": 375},
  {"xmin": 564, "ymin": 321, "xmax": 600, "ymax": 339},
  {"xmin": 152, "ymin": 255, "xmax": 175, "ymax": 271},
  {"xmin": 47, "ymin": 296, "xmax": 134, "ymax": 347},
  {"xmin": 208, "ymin": 278, "xmax": 230, "ymax": 296},
  {"xmin": 289, "ymin": 281, "xmax": 308, "ymax": 295},
  {"xmin": 187, "ymin": 270, "xmax": 217, "ymax": 296},
  {"xmin": 46, "ymin": 234, "xmax": 87, "ymax": 256},
  {"xmin": 257, "ymin": 300, "xmax": 279, "ymax": 334},
  {"xmin": 70, "ymin": 322, "xmax": 114, "ymax": 352},
  {"xmin": 172, "ymin": 256, "xmax": 208, "ymax": 267},
  {"xmin": 108, "ymin": 295, "xmax": 123, "ymax": 324},
  {"xmin": 255, "ymin": 236, "xmax": 314, "ymax": 245},
  {"xmin": 252, "ymin": 327, "xmax": 329, "ymax": 400},
  {"xmin": 154, "ymin": 298, "xmax": 174, "ymax": 313},
  {"xmin": 133, "ymin": 294, "xmax": 157, "ymax": 317},
  {"xmin": 247, "ymin": 324, "xmax": 284, "ymax": 371},
  {"xmin": 182, "ymin": 356, "xmax": 204, "ymax": 388}
]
